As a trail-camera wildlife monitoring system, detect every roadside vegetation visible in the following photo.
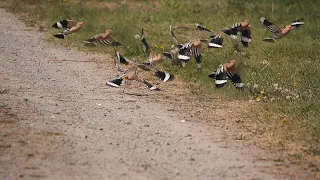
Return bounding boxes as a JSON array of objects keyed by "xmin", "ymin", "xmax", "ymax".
[{"xmin": 1, "ymin": 0, "xmax": 319, "ymax": 159}]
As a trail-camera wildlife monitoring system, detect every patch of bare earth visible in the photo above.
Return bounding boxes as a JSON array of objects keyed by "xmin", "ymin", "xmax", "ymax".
[{"xmin": 0, "ymin": 8, "xmax": 318, "ymax": 180}]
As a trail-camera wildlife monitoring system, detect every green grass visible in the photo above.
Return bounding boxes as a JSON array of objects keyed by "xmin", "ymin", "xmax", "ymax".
[{"xmin": 1, "ymin": 0, "xmax": 320, "ymax": 147}]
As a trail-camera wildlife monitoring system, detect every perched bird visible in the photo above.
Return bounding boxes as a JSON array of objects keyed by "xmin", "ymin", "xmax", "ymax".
[
  {"xmin": 260, "ymin": 17, "xmax": 304, "ymax": 42},
  {"xmin": 208, "ymin": 60, "xmax": 244, "ymax": 89},
  {"xmin": 83, "ymin": 29, "xmax": 123, "ymax": 46},
  {"xmin": 222, "ymin": 20, "xmax": 252, "ymax": 47},
  {"xmin": 141, "ymin": 28, "xmax": 150, "ymax": 54},
  {"xmin": 52, "ymin": 20, "xmax": 75, "ymax": 29},
  {"xmin": 53, "ymin": 22, "xmax": 84, "ymax": 39}
]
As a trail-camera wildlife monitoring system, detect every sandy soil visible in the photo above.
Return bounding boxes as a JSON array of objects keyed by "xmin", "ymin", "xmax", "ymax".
[{"xmin": 0, "ymin": 9, "xmax": 313, "ymax": 180}]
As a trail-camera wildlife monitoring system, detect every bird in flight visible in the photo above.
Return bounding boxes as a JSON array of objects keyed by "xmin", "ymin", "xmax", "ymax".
[
  {"xmin": 107, "ymin": 54, "xmax": 160, "ymax": 90},
  {"xmin": 53, "ymin": 21, "xmax": 84, "ymax": 39},
  {"xmin": 208, "ymin": 60, "xmax": 244, "ymax": 89},
  {"xmin": 260, "ymin": 17, "xmax": 304, "ymax": 42},
  {"xmin": 83, "ymin": 29, "xmax": 123, "ymax": 47},
  {"xmin": 222, "ymin": 20, "xmax": 252, "ymax": 47},
  {"xmin": 52, "ymin": 20, "xmax": 75, "ymax": 29},
  {"xmin": 194, "ymin": 23, "xmax": 224, "ymax": 48}
]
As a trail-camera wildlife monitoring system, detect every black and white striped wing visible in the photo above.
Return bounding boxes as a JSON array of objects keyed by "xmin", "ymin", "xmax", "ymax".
[
  {"xmin": 191, "ymin": 47, "xmax": 202, "ymax": 69},
  {"xmin": 208, "ymin": 35, "xmax": 223, "ymax": 48},
  {"xmin": 260, "ymin": 17, "xmax": 281, "ymax": 35},
  {"xmin": 226, "ymin": 71, "xmax": 244, "ymax": 89},
  {"xmin": 83, "ymin": 36, "xmax": 98, "ymax": 46},
  {"xmin": 137, "ymin": 78, "xmax": 161, "ymax": 91},
  {"xmin": 52, "ymin": 20, "xmax": 68, "ymax": 29},
  {"xmin": 115, "ymin": 50, "xmax": 131, "ymax": 65},
  {"xmin": 170, "ymin": 25, "xmax": 178, "ymax": 44},
  {"xmin": 178, "ymin": 45, "xmax": 191, "ymax": 62},
  {"xmin": 195, "ymin": 23, "xmax": 212, "ymax": 33},
  {"xmin": 240, "ymin": 29, "xmax": 252, "ymax": 47},
  {"xmin": 99, "ymin": 38, "xmax": 113, "ymax": 46},
  {"xmin": 141, "ymin": 28, "xmax": 150, "ymax": 53},
  {"xmin": 155, "ymin": 70, "xmax": 173, "ymax": 82},
  {"xmin": 106, "ymin": 77, "xmax": 123, "ymax": 88},
  {"xmin": 208, "ymin": 65, "xmax": 228, "ymax": 88},
  {"xmin": 222, "ymin": 23, "xmax": 240, "ymax": 39},
  {"xmin": 291, "ymin": 18, "xmax": 304, "ymax": 28}
]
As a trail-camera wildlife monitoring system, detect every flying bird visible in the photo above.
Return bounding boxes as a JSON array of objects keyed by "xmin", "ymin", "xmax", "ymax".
[
  {"xmin": 107, "ymin": 56, "xmax": 160, "ymax": 90},
  {"xmin": 260, "ymin": 17, "xmax": 304, "ymax": 42},
  {"xmin": 83, "ymin": 29, "xmax": 123, "ymax": 46},
  {"xmin": 52, "ymin": 20, "xmax": 75, "ymax": 29},
  {"xmin": 115, "ymin": 51, "xmax": 174, "ymax": 82},
  {"xmin": 222, "ymin": 20, "xmax": 252, "ymax": 47},
  {"xmin": 208, "ymin": 60, "xmax": 244, "ymax": 89},
  {"xmin": 195, "ymin": 23, "xmax": 224, "ymax": 48},
  {"xmin": 53, "ymin": 22, "xmax": 84, "ymax": 39}
]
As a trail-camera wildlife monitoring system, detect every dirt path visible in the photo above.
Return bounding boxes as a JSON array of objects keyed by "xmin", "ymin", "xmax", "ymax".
[{"xmin": 0, "ymin": 9, "xmax": 309, "ymax": 180}]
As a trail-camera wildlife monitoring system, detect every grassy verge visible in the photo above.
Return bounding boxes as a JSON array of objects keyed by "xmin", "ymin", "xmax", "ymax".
[{"xmin": 1, "ymin": 0, "xmax": 319, "ymax": 155}]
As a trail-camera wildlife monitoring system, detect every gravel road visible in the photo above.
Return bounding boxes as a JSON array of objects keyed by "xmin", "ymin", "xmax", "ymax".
[{"xmin": 0, "ymin": 8, "xmax": 308, "ymax": 180}]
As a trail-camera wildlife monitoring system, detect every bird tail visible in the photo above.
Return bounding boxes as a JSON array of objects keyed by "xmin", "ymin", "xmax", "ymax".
[{"xmin": 53, "ymin": 33, "xmax": 67, "ymax": 39}]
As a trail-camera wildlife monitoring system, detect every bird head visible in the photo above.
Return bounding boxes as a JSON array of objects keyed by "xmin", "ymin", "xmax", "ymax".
[
  {"xmin": 191, "ymin": 40, "xmax": 201, "ymax": 48},
  {"xmin": 229, "ymin": 60, "xmax": 237, "ymax": 66},
  {"xmin": 105, "ymin": 29, "xmax": 112, "ymax": 34},
  {"xmin": 240, "ymin": 19, "xmax": 251, "ymax": 28}
]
